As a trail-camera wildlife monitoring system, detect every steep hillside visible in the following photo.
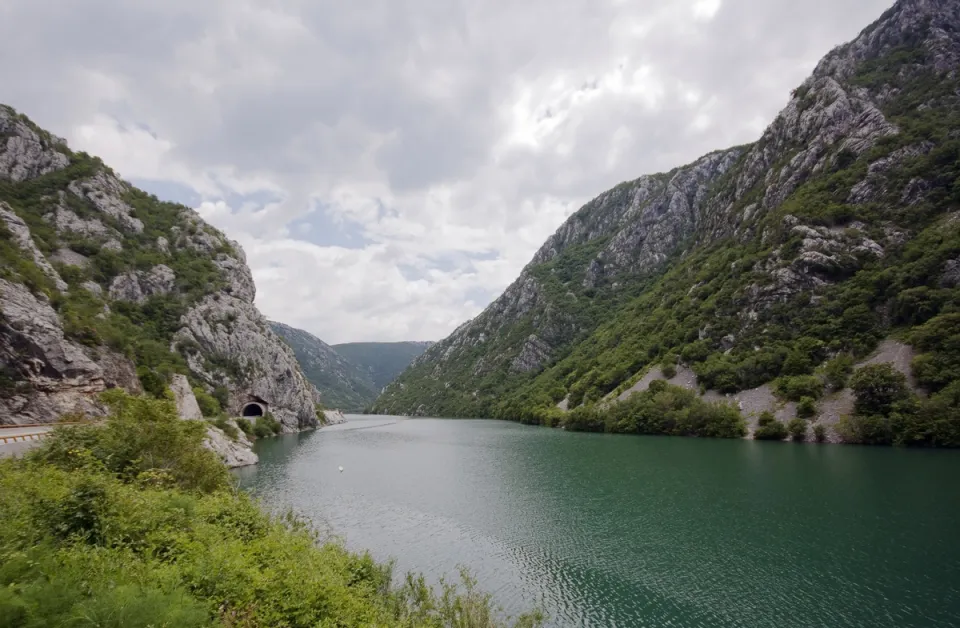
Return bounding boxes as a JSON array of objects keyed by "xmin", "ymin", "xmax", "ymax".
[
  {"xmin": 0, "ymin": 105, "xmax": 321, "ymax": 432},
  {"xmin": 333, "ymin": 341, "xmax": 433, "ymax": 391},
  {"xmin": 374, "ymin": 0, "xmax": 960, "ymax": 445},
  {"xmin": 270, "ymin": 322, "xmax": 379, "ymax": 411}
]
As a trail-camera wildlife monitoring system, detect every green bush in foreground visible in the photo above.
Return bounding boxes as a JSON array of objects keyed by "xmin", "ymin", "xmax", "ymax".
[
  {"xmin": 787, "ymin": 418, "xmax": 808, "ymax": 442},
  {"xmin": 1, "ymin": 392, "xmax": 543, "ymax": 627}
]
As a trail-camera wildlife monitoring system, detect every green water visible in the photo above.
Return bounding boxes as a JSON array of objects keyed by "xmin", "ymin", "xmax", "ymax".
[{"xmin": 235, "ymin": 415, "xmax": 960, "ymax": 627}]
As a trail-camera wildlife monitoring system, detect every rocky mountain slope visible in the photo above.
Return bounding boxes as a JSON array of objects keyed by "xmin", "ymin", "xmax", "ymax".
[
  {"xmin": 270, "ymin": 322, "xmax": 379, "ymax": 412},
  {"xmin": 333, "ymin": 341, "xmax": 434, "ymax": 392},
  {"xmin": 374, "ymin": 0, "xmax": 960, "ymax": 445},
  {"xmin": 0, "ymin": 105, "xmax": 322, "ymax": 436}
]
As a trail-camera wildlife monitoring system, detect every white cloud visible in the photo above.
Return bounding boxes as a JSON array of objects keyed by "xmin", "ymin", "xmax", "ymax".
[{"xmin": 0, "ymin": 0, "xmax": 894, "ymax": 343}]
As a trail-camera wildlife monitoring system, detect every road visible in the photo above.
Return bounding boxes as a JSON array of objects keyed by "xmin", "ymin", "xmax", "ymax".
[{"xmin": 0, "ymin": 425, "xmax": 55, "ymax": 458}]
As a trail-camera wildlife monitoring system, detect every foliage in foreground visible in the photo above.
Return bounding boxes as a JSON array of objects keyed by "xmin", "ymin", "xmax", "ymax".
[{"xmin": 0, "ymin": 392, "xmax": 544, "ymax": 628}]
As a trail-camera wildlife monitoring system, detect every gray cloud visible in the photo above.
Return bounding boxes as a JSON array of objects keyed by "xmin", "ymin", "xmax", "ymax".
[{"xmin": 0, "ymin": 0, "xmax": 893, "ymax": 343}]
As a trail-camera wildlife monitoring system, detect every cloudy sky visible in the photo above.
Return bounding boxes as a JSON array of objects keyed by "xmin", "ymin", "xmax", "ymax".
[{"xmin": 1, "ymin": 0, "xmax": 891, "ymax": 343}]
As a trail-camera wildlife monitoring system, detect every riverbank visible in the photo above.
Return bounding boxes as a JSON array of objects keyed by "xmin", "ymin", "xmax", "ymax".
[{"xmin": 0, "ymin": 391, "xmax": 543, "ymax": 627}]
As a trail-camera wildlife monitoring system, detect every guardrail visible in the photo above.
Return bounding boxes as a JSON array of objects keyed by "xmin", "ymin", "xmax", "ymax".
[{"xmin": 0, "ymin": 422, "xmax": 86, "ymax": 445}]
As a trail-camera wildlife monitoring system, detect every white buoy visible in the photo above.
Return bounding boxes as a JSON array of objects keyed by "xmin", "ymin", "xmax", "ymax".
[{"xmin": 338, "ymin": 465, "xmax": 344, "ymax": 473}]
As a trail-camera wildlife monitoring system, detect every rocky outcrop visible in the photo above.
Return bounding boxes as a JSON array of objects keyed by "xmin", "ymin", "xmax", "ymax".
[
  {"xmin": 170, "ymin": 374, "xmax": 203, "ymax": 420},
  {"xmin": 0, "ymin": 279, "xmax": 106, "ymax": 423},
  {"xmin": 175, "ymin": 295, "xmax": 320, "ymax": 432},
  {"xmin": 203, "ymin": 424, "xmax": 258, "ymax": 468},
  {"xmin": 1, "ymin": 204, "xmax": 68, "ymax": 291},
  {"xmin": 108, "ymin": 265, "xmax": 176, "ymax": 303},
  {"xmin": 68, "ymin": 173, "xmax": 144, "ymax": 234},
  {"xmin": 0, "ymin": 104, "xmax": 323, "ymax": 433},
  {"xmin": 0, "ymin": 105, "xmax": 69, "ymax": 181},
  {"xmin": 323, "ymin": 409, "xmax": 347, "ymax": 425}
]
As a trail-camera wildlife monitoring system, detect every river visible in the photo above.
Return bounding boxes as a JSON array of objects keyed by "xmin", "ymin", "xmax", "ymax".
[{"xmin": 234, "ymin": 415, "xmax": 960, "ymax": 627}]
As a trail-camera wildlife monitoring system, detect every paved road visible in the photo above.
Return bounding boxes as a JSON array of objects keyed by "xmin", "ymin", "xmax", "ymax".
[{"xmin": 0, "ymin": 426, "xmax": 55, "ymax": 458}]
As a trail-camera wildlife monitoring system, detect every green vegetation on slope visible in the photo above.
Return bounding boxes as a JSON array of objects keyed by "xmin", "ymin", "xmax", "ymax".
[
  {"xmin": 375, "ymin": 29, "xmax": 960, "ymax": 449},
  {"xmin": 0, "ymin": 390, "xmax": 543, "ymax": 627},
  {"xmin": 270, "ymin": 322, "xmax": 379, "ymax": 412},
  {"xmin": 333, "ymin": 341, "xmax": 433, "ymax": 391}
]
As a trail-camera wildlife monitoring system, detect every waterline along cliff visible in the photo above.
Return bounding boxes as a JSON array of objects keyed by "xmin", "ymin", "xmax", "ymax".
[
  {"xmin": 374, "ymin": 0, "xmax": 960, "ymax": 446},
  {"xmin": 0, "ymin": 105, "xmax": 326, "ymax": 465}
]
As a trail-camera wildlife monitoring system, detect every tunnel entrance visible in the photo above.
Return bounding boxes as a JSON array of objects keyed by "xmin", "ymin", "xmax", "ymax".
[{"xmin": 242, "ymin": 403, "xmax": 265, "ymax": 417}]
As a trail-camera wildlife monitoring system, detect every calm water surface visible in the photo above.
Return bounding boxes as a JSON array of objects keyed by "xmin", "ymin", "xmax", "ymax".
[{"xmin": 235, "ymin": 415, "xmax": 960, "ymax": 627}]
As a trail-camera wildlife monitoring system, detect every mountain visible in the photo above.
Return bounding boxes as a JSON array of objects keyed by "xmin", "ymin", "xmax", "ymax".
[
  {"xmin": 0, "ymin": 105, "xmax": 322, "ymax": 434},
  {"xmin": 333, "ymin": 341, "xmax": 434, "ymax": 391},
  {"xmin": 374, "ymin": 0, "xmax": 960, "ymax": 445},
  {"xmin": 269, "ymin": 322, "xmax": 379, "ymax": 411}
]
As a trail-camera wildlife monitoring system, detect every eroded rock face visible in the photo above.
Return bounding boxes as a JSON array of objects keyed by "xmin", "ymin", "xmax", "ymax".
[
  {"xmin": 0, "ymin": 279, "xmax": 107, "ymax": 423},
  {"xmin": 175, "ymin": 294, "xmax": 320, "ymax": 432},
  {"xmin": 203, "ymin": 425, "xmax": 258, "ymax": 468},
  {"xmin": 1, "ymin": 204, "xmax": 68, "ymax": 291},
  {"xmin": 108, "ymin": 265, "xmax": 176, "ymax": 303},
  {"xmin": 170, "ymin": 374, "xmax": 202, "ymax": 420},
  {"xmin": 68, "ymin": 173, "xmax": 144, "ymax": 234},
  {"xmin": 0, "ymin": 105, "xmax": 69, "ymax": 182}
]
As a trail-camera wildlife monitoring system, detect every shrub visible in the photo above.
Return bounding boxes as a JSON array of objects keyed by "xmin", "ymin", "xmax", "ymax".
[
  {"xmin": 260, "ymin": 413, "xmax": 283, "ymax": 435},
  {"xmin": 31, "ymin": 389, "xmax": 229, "ymax": 493},
  {"xmin": 252, "ymin": 422, "xmax": 274, "ymax": 439},
  {"xmin": 797, "ymin": 396, "xmax": 817, "ymax": 418},
  {"xmin": 824, "ymin": 354, "xmax": 855, "ymax": 390},
  {"xmin": 774, "ymin": 375, "xmax": 824, "ymax": 401},
  {"xmin": 660, "ymin": 353, "xmax": 678, "ymax": 379},
  {"xmin": 212, "ymin": 386, "xmax": 230, "ymax": 411},
  {"xmin": 788, "ymin": 418, "xmax": 808, "ymax": 442},
  {"xmin": 754, "ymin": 412, "xmax": 788, "ymax": 440},
  {"xmin": 193, "ymin": 386, "xmax": 221, "ymax": 417},
  {"xmin": 813, "ymin": 424, "xmax": 827, "ymax": 443},
  {"xmin": 235, "ymin": 417, "xmax": 254, "ymax": 438},
  {"xmin": 210, "ymin": 416, "xmax": 239, "ymax": 441},
  {"xmin": 850, "ymin": 364, "xmax": 911, "ymax": 416}
]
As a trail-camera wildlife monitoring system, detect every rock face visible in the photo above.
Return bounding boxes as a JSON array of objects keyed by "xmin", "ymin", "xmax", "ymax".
[
  {"xmin": 0, "ymin": 103, "xmax": 321, "ymax": 438},
  {"xmin": 170, "ymin": 374, "xmax": 202, "ymax": 421},
  {"xmin": 0, "ymin": 106, "xmax": 69, "ymax": 181},
  {"xmin": 0, "ymin": 279, "xmax": 106, "ymax": 423},
  {"xmin": 174, "ymin": 296, "xmax": 320, "ymax": 432},
  {"xmin": 375, "ymin": 0, "xmax": 960, "ymax": 424},
  {"xmin": 203, "ymin": 424, "xmax": 258, "ymax": 468}
]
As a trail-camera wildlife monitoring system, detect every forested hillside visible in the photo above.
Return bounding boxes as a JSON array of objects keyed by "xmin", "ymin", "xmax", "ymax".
[{"xmin": 374, "ymin": 0, "xmax": 960, "ymax": 446}]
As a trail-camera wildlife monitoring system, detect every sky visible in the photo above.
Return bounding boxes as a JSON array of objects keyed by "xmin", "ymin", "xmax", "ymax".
[{"xmin": 0, "ymin": 0, "xmax": 892, "ymax": 344}]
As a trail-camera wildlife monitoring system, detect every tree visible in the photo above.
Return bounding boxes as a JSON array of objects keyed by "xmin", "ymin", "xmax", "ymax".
[
  {"xmin": 850, "ymin": 364, "xmax": 910, "ymax": 416},
  {"xmin": 788, "ymin": 418, "xmax": 808, "ymax": 442},
  {"xmin": 755, "ymin": 411, "xmax": 788, "ymax": 441}
]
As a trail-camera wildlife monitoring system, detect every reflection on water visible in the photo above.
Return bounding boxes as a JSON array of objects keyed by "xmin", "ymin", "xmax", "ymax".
[{"xmin": 237, "ymin": 415, "xmax": 960, "ymax": 628}]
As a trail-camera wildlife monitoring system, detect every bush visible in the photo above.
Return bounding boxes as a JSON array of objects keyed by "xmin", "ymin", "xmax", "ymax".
[
  {"xmin": 660, "ymin": 353, "xmax": 678, "ymax": 379},
  {"xmin": 813, "ymin": 424, "xmax": 827, "ymax": 443},
  {"xmin": 788, "ymin": 418, "xmax": 808, "ymax": 442},
  {"xmin": 850, "ymin": 364, "xmax": 911, "ymax": 416},
  {"xmin": 31, "ymin": 389, "xmax": 230, "ymax": 493},
  {"xmin": 213, "ymin": 386, "xmax": 230, "ymax": 411},
  {"xmin": 754, "ymin": 412, "xmax": 788, "ymax": 441},
  {"xmin": 235, "ymin": 417, "xmax": 254, "ymax": 438},
  {"xmin": 260, "ymin": 413, "xmax": 283, "ymax": 435},
  {"xmin": 210, "ymin": 416, "xmax": 239, "ymax": 441},
  {"xmin": 774, "ymin": 375, "xmax": 824, "ymax": 401},
  {"xmin": 193, "ymin": 386, "xmax": 221, "ymax": 417},
  {"xmin": 797, "ymin": 396, "xmax": 817, "ymax": 418},
  {"xmin": 252, "ymin": 422, "xmax": 274, "ymax": 439},
  {"xmin": 824, "ymin": 354, "xmax": 854, "ymax": 390}
]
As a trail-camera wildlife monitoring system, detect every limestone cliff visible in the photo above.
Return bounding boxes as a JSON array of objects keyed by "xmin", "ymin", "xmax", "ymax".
[{"xmin": 0, "ymin": 104, "xmax": 320, "ymax": 434}]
